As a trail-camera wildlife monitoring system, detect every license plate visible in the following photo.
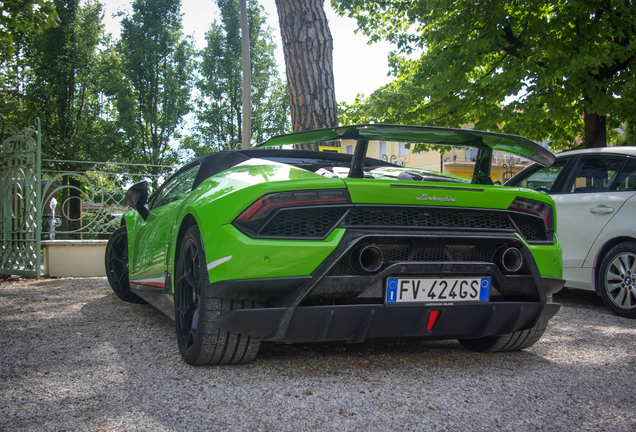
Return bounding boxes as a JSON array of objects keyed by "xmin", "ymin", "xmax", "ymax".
[{"xmin": 386, "ymin": 277, "xmax": 490, "ymax": 304}]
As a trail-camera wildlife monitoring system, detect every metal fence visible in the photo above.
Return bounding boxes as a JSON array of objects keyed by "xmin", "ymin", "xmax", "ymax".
[
  {"xmin": 1, "ymin": 117, "xmax": 177, "ymax": 277},
  {"xmin": 0, "ymin": 119, "xmax": 41, "ymax": 278},
  {"xmin": 41, "ymin": 160, "xmax": 173, "ymax": 240}
]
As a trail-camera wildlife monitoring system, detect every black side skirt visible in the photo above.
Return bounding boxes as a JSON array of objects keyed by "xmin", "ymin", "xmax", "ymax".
[{"xmin": 130, "ymin": 283, "xmax": 175, "ymax": 320}]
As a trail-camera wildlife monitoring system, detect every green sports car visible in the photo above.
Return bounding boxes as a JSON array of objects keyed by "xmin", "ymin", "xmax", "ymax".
[{"xmin": 105, "ymin": 124, "xmax": 564, "ymax": 365}]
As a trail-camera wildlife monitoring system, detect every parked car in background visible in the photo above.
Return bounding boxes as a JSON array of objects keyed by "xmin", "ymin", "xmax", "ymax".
[
  {"xmin": 106, "ymin": 124, "xmax": 563, "ymax": 365},
  {"xmin": 506, "ymin": 147, "xmax": 636, "ymax": 318}
]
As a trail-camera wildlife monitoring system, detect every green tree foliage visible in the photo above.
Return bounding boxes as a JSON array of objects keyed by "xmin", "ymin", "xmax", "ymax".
[
  {"xmin": 0, "ymin": 29, "xmax": 33, "ymax": 128},
  {"xmin": 5, "ymin": 0, "xmax": 126, "ymax": 232},
  {"xmin": 184, "ymin": 0, "xmax": 289, "ymax": 156},
  {"xmin": 334, "ymin": 0, "xmax": 636, "ymax": 149},
  {"xmin": 24, "ymin": 0, "xmax": 120, "ymax": 162},
  {"xmin": 616, "ymin": 117, "xmax": 636, "ymax": 146},
  {"xmin": 0, "ymin": 0, "xmax": 58, "ymax": 56},
  {"xmin": 117, "ymin": 0, "xmax": 194, "ymax": 176},
  {"xmin": 0, "ymin": 0, "xmax": 57, "ymax": 129}
]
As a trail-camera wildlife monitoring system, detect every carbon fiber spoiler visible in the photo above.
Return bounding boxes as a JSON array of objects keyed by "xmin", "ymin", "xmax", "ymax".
[{"xmin": 257, "ymin": 124, "xmax": 554, "ymax": 184}]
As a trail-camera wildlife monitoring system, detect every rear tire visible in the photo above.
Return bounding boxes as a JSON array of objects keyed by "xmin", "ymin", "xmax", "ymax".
[
  {"xmin": 458, "ymin": 321, "xmax": 548, "ymax": 353},
  {"xmin": 597, "ymin": 241, "xmax": 636, "ymax": 319},
  {"xmin": 105, "ymin": 226, "xmax": 146, "ymax": 304},
  {"xmin": 174, "ymin": 225, "xmax": 262, "ymax": 365}
]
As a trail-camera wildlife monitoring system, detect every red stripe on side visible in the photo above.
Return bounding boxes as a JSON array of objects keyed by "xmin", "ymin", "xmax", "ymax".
[{"xmin": 131, "ymin": 281, "xmax": 165, "ymax": 288}]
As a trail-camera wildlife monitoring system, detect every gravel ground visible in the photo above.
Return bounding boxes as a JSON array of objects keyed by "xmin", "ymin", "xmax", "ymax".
[{"xmin": 1, "ymin": 277, "xmax": 635, "ymax": 431}]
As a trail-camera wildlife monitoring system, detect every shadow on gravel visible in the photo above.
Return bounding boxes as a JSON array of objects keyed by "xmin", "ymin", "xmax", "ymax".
[
  {"xmin": 554, "ymin": 287, "xmax": 606, "ymax": 309},
  {"xmin": 2, "ymin": 278, "xmax": 636, "ymax": 431},
  {"xmin": 554, "ymin": 287, "xmax": 636, "ymax": 330},
  {"xmin": 77, "ymin": 293, "xmax": 565, "ymax": 385},
  {"xmin": 80, "ymin": 291, "xmax": 545, "ymax": 370},
  {"xmin": 78, "ymin": 286, "xmax": 631, "ymax": 369},
  {"xmin": 81, "ymin": 292, "xmax": 168, "ymax": 322},
  {"xmin": 77, "ymin": 291, "xmax": 565, "ymax": 404}
]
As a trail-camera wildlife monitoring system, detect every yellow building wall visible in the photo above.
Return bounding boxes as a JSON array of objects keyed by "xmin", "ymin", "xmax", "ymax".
[{"xmin": 339, "ymin": 139, "xmax": 531, "ymax": 184}]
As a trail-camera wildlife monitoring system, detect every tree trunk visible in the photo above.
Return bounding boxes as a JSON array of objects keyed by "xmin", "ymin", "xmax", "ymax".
[
  {"xmin": 275, "ymin": 0, "xmax": 338, "ymax": 150},
  {"xmin": 584, "ymin": 111, "xmax": 607, "ymax": 148}
]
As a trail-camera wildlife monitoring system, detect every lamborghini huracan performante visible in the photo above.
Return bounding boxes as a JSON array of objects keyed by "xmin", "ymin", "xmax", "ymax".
[{"xmin": 105, "ymin": 124, "xmax": 564, "ymax": 365}]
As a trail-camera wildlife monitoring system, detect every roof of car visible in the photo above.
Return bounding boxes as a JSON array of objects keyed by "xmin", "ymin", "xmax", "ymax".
[
  {"xmin": 189, "ymin": 148, "xmax": 396, "ymax": 189},
  {"xmin": 554, "ymin": 146, "xmax": 636, "ymax": 158},
  {"xmin": 258, "ymin": 123, "xmax": 555, "ymax": 166}
]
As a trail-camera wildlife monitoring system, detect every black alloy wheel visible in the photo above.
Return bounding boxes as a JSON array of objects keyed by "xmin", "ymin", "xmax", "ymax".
[
  {"xmin": 105, "ymin": 226, "xmax": 146, "ymax": 303},
  {"xmin": 175, "ymin": 228, "xmax": 203, "ymax": 357},
  {"xmin": 174, "ymin": 225, "xmax": 263, "ymax": 365}
]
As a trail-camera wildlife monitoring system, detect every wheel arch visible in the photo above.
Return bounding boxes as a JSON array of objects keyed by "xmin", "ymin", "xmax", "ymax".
[
  {"xmin": 171, "ymin": 214, "xmax": 199, "ymax": 289},
  {"xmin": 592, "ymin": 235, "xmax": 636, "ymax": 294}
]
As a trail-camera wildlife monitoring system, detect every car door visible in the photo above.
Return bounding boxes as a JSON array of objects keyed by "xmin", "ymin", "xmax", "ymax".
[
  {"xmin": 130, "ymin": 164, "xmax": 200, "ymax": 288},
  {"xmin": 552, "ymin": 155, "xmax": 635, "ymax": 279},
  {"xmin": 582, "ymin": 157, "xmax": 636, "ymax": 270}
]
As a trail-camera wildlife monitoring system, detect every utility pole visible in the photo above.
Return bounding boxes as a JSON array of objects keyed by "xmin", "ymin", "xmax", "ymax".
[{"xmin": 240, "ymin": 0, "xmax": 251, "ymax": 149}]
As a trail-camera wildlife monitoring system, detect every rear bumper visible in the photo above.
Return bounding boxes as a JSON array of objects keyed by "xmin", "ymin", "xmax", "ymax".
[
  {"xmin": 215, "ymin": 301, "xmax": 561, "ymax": 344},
  {"xmin": 211, "ymin": 229, "xmax": 563, "ymax": 344}
]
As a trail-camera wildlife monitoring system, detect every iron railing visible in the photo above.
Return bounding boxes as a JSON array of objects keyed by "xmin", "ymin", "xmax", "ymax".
[{"xmin": 41, "ymin": 161, "xmax": 173, "ymax": 240}]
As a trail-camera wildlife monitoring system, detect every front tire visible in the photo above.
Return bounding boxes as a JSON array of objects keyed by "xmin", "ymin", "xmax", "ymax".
[
  {"xmin": 174, "ymin": 225, "xmax": 262, "ymax": 365},
  {"xmin": 105, "ymin": 226, "xmax": 146, "ymax": 303},
  {"xmin": 597, "ymin": 241, "xmax": 636, "ymax": 319},
  {"xmin": 458, "ymin": 321, "xmax": 548, "ymax": 353}
]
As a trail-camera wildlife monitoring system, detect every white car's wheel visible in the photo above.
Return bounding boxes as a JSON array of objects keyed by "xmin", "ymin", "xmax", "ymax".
[{"xmin": 597, "ymin": 241, "xmax": 636, "ymax": 319}]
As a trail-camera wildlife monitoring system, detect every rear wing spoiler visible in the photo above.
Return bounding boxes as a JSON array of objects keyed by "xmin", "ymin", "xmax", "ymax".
[{"xmin": 258, "ymin": 124, "xmax": 554, "ymax": 184}]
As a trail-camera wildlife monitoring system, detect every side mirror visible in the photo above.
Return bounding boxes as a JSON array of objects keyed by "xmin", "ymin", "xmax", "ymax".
[{"xmin": 124, "ymin": 181, "xmax": 150, "ymax": 221}]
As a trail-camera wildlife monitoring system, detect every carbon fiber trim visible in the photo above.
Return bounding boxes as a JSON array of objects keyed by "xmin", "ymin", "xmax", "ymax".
[{"xmin": 214, "ymin": 301, "xmax": 560, "ymax": 343}]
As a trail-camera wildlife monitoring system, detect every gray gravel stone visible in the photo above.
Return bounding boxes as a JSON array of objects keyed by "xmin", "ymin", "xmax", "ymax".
[{"xmin": 0, "ymin": 277, "xmax": 635, "ymax": 431}]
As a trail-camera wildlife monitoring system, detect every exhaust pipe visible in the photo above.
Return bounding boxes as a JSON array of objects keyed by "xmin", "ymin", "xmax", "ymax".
[
  {"xmin": 500, "ymin": 247, "xmax": 523, "ymax": 273},
  {"xmin": 351, "ymin": 245, "xmax": 384, "ymax": 273}
]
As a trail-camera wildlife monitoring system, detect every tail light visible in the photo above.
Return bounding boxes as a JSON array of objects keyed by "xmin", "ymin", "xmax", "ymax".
[
  {"xmin": 508, "ymin": 197, "xmax": 554, "ymax": 233},
  {"xmin": 234, "ymin": 189, "xmax": 351, "ymax": 234},
  {"xmin": 427, "ymin": 310, "xmax": 441, "ymax": 332}
]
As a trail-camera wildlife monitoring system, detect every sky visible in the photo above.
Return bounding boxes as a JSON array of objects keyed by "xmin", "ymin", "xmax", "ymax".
[{"xmin": 101, "ymin": 0, "xmax": 397, "ymax": 104}]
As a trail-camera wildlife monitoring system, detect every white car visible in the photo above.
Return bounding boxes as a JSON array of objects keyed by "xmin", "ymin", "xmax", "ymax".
[{"xmin": 506, "ymin": 147, "xmax": 636, "ymax": 318}]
